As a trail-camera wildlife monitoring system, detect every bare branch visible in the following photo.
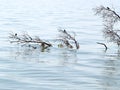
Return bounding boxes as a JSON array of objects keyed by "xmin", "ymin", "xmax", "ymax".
[
  {"xmin": 58, "ymin": 29, "xmax": 79, "ymax": 49},
  {"xmin": 97, "ymin": 42, "xmax": 108, "ymax": 50},
  {"xmin": 94, "ymin": 6, "xmax": 120, "ymax": 47},
  {"xmin": 94, "ymin": 6, "xmax": 120, "ymax": 23},
  {"xmin": 9, "ymin": 32, "xmax": 52, "ymax": 50}
]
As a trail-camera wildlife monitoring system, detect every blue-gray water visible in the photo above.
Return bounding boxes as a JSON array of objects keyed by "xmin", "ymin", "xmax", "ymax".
[{"xmin": 0, "ymin": 0, "xmax": 120, "ymax": 90}]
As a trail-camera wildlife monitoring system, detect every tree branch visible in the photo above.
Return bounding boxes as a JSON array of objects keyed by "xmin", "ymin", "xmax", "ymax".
[
  {"xmin": 58, "ymin": 29, "xmax": 79, "ymax": 49},
  {"xmin": 9, "ymin": 32, "xmax": 52, "ymax": 50},
  {"xmin": 97, "ymin": 42, "xmax": 108, "ymax": 50}
]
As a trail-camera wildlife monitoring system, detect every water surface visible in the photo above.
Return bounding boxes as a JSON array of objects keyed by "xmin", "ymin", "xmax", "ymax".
[{"xmin": 0, "ymin": 0, "xmax": 120, "ymax": 90}]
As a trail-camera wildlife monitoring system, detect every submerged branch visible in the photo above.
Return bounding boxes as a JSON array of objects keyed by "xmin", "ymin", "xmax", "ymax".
[
  {"xmin": 58, "ymin": 29, "xmax": 79, "ymax": 49},
  {"xmin": 97, "ymin": 42, "xmax": 108, "ymax": 50},
  {"xmin": 94, "ymin": 6, "xmax": 120, "ymax": 23},
  {"xmin": 9, "ymin": 32, "xmax": 52, "ymax": 50},
  {"xmin": 94, "ymin": 5, "xmax": 120, "ymax": 47},
  {"xmin": 9, "ymin": 29, "xmax": 80, "ymax": 52}
]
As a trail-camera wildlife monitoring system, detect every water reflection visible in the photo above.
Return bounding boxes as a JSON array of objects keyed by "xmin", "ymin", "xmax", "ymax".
[
  {"xmin": 57, "ymin": 49, "xmax": 78, "ymax": 66},
  {"xmin": 100, "ymin": 50, "xmax": 120, "ymax": 90},
  {"xmin": 9, "ymin": 45, "xmax": 49, "ymax": 63},
  {"xmin": 102, "ymin": 60, "xmax": 117, "ymax": 90},
  {"xmin": 116, "ymin": 50, "xmax": 120, "ymax": 58},
  {"xmin": 9, "ymin": 46, "xmax": 78, "ymax": 66}
]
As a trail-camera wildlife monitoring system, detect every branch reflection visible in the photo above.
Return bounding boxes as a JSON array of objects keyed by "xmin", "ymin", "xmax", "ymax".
[{"xmin": 100, "ymin": 50, "xmax": 120, "ymax": 90}]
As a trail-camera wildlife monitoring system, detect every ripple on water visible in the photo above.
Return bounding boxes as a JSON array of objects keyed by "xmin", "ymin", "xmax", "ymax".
[{"xmin": 0, "ymin": 0, "xmax": 120, "ymax": 90}]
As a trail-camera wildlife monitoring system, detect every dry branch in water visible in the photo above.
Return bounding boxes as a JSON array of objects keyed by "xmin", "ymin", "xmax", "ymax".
[
  {"xmin": 94, "ymin": 6, "xmax": 120, "ymax": 46},
  {"xmin": 94, "ymin": 6, "xmax": 120, "ymax": 23},
  {"xmin": 57, "ymin": 29, "xmax": 79, "ymax": 49},
  {"xmin": 97, "ymin": 42, "xmax": 108, "ymax": 50},
  {"xmin": 9, "ymin": 29, "xmax": 80, "ymax": 51},
  {"xmin": 9, "ymin": 32, "xmax": 52, "ymax": 50}
]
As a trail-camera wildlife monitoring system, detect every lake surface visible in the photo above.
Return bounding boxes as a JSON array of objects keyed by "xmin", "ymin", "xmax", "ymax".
[{"xmin": 0, "ymin": 0, "xmax": 120, "ymax": 90}]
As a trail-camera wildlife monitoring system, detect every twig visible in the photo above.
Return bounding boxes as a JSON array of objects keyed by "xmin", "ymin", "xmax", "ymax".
[
  {"xmin": 97, "ymin": 42, "xmax": 108, "ymax": 50},
  {"xmin": 94, "ymin": 6, "xmax": 120, "ymax": 47},
  {"xmin": 106, "ymin": 7, "xmax": 120, "ymax": 19},
  {"xmin": 94, "ymin": 6, "xmax": 120, "ymax": 23},
  {"xmin": 58, "ymin": 29, "xmax": 79, "ymax": 49}
]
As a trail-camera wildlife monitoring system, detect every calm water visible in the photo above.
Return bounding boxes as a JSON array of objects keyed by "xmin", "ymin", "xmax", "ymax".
[{"xmin": 0, "ymin": 0, "xmax": 120, "ymax": 90}]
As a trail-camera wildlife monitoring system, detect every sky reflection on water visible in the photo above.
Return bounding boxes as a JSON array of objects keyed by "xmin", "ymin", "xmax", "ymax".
[{"xmin": 0, "ymin": 0, "xmax": 120, "ymax": 90}]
